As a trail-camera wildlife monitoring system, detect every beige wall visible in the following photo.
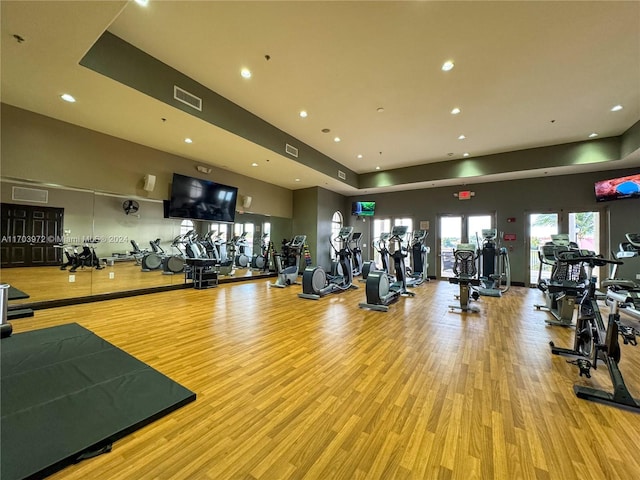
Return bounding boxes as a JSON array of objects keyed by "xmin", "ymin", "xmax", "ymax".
[{"xmin": 1, "ymin": 104, "xmax": 293, "ymax": 219}]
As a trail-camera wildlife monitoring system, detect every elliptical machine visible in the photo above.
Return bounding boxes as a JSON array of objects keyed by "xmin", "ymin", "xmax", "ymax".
[
  {"xmin": 299, "ymin": 226, "xmax": 358, "ymax": 300},
  {"xmin": 233, "ymin": 233, "xmax": 251, "ymax": 268},
  {"xmin": 406, "ymin": 229, "xmax": 429, "ymax": 287},
  {"xmin": 349, "ymin": 232, "xmax": 364, "ymax": 277},
  {"xmin": 476, "ymin": 229, "xmax": 510, "ymax": 297},
  {"xmin": 448, "ymin": 243, "xmax": 481, "ymax": 312},
  {"xmin": 270, "ymin": 235, "xmax": 306, "ymax": 288},
  {"xmin": 359, "ymin": 225, "xmax": 415, "ymax": 311},
  {"xmin": 251, "ymin": 233, "xmax": 270, "ymax": 272},
  {"xmin": 360, "ymin": 232, "xmax": 390, "ymax": 281},
  {"xmin": 534, "ymin": 234, "xmax": 584, "ymax": 326}
]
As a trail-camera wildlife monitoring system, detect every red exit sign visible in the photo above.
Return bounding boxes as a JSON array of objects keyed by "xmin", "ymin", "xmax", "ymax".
[
  {"xmin": 503, "ymin": 233, "xmax": 517, "ymax": 241},
  {"xmin": 457, "ymin": 190, "xmax": 474, "ymax": 200}
]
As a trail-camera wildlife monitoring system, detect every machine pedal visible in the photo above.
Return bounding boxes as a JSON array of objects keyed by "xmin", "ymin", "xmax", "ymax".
[{"xmin": 568, "ymin": 359, "xmax": 592, "ymax": 378}]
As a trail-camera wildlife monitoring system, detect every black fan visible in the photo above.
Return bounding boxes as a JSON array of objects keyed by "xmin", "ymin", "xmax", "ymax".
[{"xmin": 123, "ymin": 200, "xmax": 139, "ymax": 215}]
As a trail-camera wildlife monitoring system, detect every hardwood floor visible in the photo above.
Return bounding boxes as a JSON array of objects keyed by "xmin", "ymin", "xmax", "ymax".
[
  {"xmin": 6, "ymin": 280, "xmax": 640, "ymax": 479},
  {"xmin": 0, "ymin": 261, "xmax": 271, "ymax": 305}
]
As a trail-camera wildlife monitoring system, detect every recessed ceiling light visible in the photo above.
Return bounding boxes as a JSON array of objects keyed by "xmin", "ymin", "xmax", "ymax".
[
  {"xmin": 60, "ymin": 93, "xmax": 76, "ymax": 103},
  {"xmin": 334, "ymin": 137, "xmax": 341, "ymax": 142},
  {"xmin": 240, "ymin": 68, "xmax": 252, "ymax": 79},
  {"xmin": 295, "ymin": 178, "xmax": 300, "ymax": 182},
  {"xmin": 184, "ymin": 138, "xmax": 193, "ymax": 144},
  {"xmin": 611, "ymin": 105, "xmax": 623, "ymax": 112},
  {"xmin": 134, "ymin": 0, "xmax": 149, "ymax": 6},
  {"xmin": 251, "ymin": 162, "xmax": 258, "ymax": 167},
  {"xmin": 299, "ymin": 110, "xmax": 308, "ymax": 118},
  {"xmin": 321, "ymin": 128, "xmax": 331, "ymax": 133},
  {"xmin": 377, "ymin": 107, "xmax": 385, "ymax": 113},
  {"xmin": 589, "ymin": 132, "xmax": 598, "ymax": 138},
  {"xmin": 375, "ymin": 166, "xmax": 381, "ymax": 170},
  {"xmin": 463, "ymin": 152, "xmax": 470, "ymax": 157},
  {"xmin": 451, "ymin": 107, "xmax": 461, "ymax": 115},
  {"xmin": 357, "ymin": 154, "xmax": 363, "ymax": 159},
  {"xmin": 442, "ymin": 60, "xmax": 455, "ymax": 71},
  {"xmin": 458, "ymin": 134, "xmax": 466, "ymax": 140}
]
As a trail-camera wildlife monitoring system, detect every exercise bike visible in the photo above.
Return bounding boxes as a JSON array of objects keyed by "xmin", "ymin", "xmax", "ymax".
[
  {"xmin": 299, "ymin": 226, "xmax": 358, "ymax": 300},
  {"xmin": 549, "ymin": 250, "xmax": 640, "ymax": 412},
  {"xmin": 359, "ymin": 225, "xmax": 415, "ymax": 312},
  {"xmin": 59, "ymin": 240, "xmax": 103, "ymax": 273},
  {"xmin": 476, "ymin": 229, "xmax": 510, "ymax": 297},
  {"xmin": 609, "ymin": 233, "xmax": 640, "ymax": 322},
  {"xmin": 448, "ymin": 243, "xmax": 481, "ymax": 312},
  {"xmin": 535, "ymin": 234, "xmax": 585, "ymax": 326},
  {"xmin": 270, "ymin": 235, "xmax": 306, "ymax": 288}
]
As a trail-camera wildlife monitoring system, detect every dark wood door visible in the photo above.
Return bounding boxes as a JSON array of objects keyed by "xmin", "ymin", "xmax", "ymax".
[{"xmin": 1, "ymin": 203, "xmax": 64, "ymax": 267}]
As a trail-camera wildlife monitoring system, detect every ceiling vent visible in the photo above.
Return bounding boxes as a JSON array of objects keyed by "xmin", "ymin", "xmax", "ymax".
[
  {"xmin": 337, "ymin": 170, "xmax": 346, "ymax": 180},
  {"xmin": 12, "ymin": 186, "xmax": 48, "ymax": 204},
  {"xmin": 285, "ymin": 143, "xmax": 299, "ymax": 158},
  {"xmin": 174, "ymin": 86, "xmax": 202, "ymax": 111}
]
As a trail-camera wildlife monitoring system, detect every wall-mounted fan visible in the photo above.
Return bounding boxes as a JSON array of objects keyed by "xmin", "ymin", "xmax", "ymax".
[{"xmin": 123, "ymin": 200, "xmax": 139, "ymax": 215}]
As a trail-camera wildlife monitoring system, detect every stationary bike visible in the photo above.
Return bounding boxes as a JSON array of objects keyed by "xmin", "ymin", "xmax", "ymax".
[
  {"xmin": 534, "ymin": 234, "xmax": 584, "ymax": 326},
  {"xmin": 270, "ymin": 235, "xmax": 306, "ymax": 288},
  {"xmin": 610, "ymin": 233, "xmax": 640, "ymax": 321},
  {"xmin": 549, "ymin": 250, "xmax": 640, "ymax": 412},
  {"xmin": 299, "ymin": 226, "xmax": 358, "ymax": 300},
  {"xmin": 448, "ymin": 243, "xmax": 481, "ymax": 312},
  {"xmin": 359, "ymin": 225, "xmax": 415, "ymax": 312}
]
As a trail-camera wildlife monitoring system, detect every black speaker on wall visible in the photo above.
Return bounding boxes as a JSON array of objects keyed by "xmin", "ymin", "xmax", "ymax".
[{"xmin": 163, "ymin": 200, "xmax": 170, "ymax": 219}]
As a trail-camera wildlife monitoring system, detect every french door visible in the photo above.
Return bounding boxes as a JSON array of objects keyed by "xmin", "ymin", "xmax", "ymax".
[
  {"xmin": 437, "ymin": 214, "xmax": 493, "ymax": 278},
  {"xmin": 527, "ymin": 210, "xmax": 602, "ymax": 287}
]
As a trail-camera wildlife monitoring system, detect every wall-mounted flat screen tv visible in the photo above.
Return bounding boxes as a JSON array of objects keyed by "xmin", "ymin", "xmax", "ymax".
[
  {"xmin": 594, "ymin": 173, "xmax": 640, "ymax": 202},
  {"xmin": 352, "ymin": 201, "xmax": 376, "ymax": 216},
  {"xmin": 168, "ymin": 173, "xmax": 238, "ymax": 223}
]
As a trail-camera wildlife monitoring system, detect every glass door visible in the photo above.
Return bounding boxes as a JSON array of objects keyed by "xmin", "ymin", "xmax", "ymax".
[
  {"xmin": 528, "ymin": 212, "xmax": 559, "ymax": 287},
  {"xmin": 439, "ymin": 216, "xmax": 462, "ymax": 278},
  {"xmin": 527, "ymin": 210, "xmax": 602, "ymax": 287},
  {"xmin": 372, "ymin": 218, "xmax": 391, "ymax": 267}
]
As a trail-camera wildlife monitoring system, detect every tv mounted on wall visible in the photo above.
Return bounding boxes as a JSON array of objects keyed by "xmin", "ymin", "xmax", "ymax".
[
  {"xmin": 168, "ymin": 173, "xmax": 238, "ymax": 223},
  {"xmin": 594, "ymin": 173, "xmax": 640, "ymax": 202},
  {"xmin": 352, "ymin": 201, "xmax": 376, "ymax": 216}
]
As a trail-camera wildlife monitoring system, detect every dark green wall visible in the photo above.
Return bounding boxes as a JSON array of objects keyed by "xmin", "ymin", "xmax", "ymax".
[{"xmin": 345, "ymin": 167, "xmax": 640, "ymax": 283}]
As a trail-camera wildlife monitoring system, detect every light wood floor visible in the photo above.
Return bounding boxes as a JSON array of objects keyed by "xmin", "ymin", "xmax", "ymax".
[
  {"xmin": 6, "ymin": 280, "xmax": 640, "ymax": 480},
  {"xmin": 0, "ymin": 262, "xmax": 270, "ymax": 305}
]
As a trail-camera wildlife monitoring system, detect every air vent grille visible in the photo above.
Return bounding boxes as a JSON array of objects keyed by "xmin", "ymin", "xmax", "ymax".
[
  {"xmin": 12, "ymin": 186, "xmax": 48, "ymax": 203},
  {"xmin": 285, "ymin": 143, "xmax": 299, "ymax": 158},
  {"xmin": 174, "ymin": 86, "xmax": 202, "ymax": 111},
  {"xmin": 337, "ymin": 170, "xmax": 346, "ymax": 180}
]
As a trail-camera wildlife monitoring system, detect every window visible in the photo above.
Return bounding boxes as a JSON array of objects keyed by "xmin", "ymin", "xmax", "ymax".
[
  {"xmin": 180, "ymin": 219, "xmax": 194, "ymax": 236},
  {"xmin": 331, "ymin": 211, "xmax": 343, "ymax": 260}
]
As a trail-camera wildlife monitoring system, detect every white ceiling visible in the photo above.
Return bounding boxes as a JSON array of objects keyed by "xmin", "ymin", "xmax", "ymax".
[{"xmin": 2, "ymin": 1, "xmax": 639, "ymax": 195}]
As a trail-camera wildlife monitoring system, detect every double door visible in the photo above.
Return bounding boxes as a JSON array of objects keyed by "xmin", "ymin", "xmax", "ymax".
[
  {"xmin": 528, "ymin": 210, "xmax": 602, "ymax": 287},
  {"xmin": 1, "ymin": 203, "xmax": 64, "ymax": 267},
  {"xmin": 437, "ymin": 214, "xmax": 493, "ymax": 278}
]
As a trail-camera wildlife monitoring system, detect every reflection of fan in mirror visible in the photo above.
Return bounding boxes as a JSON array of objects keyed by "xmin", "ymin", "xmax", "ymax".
[{"xmin": 123, "ymin": 200, "xmax": 139, "ymax": 215}]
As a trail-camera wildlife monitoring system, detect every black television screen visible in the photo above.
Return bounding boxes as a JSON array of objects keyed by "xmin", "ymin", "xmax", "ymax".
[
  {"xmin": 352, "ymin": 201, "xmax": 376, "ymax": 216},
  {"xmin": 168, "ymin": 173, "xmax": 238, "ymax": 223},
  {"xmin": 594, "ymin": 173, "xmax": 640, "ymax": 202}
]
